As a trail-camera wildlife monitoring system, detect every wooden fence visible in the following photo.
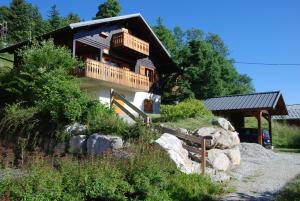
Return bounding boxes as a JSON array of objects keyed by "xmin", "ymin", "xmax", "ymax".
[{"xmin": 155, "ymin": 125, "xmax": 212, "ymax": 175}]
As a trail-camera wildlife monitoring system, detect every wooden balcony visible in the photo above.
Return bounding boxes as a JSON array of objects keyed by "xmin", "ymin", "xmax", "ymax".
[
  {"xmin": 111, "ymin": 31, "xmax": 150, "ymax": 57},
  {"xmin": 72, "ymin": 58, "xmax": 150, "ymax": 91}
]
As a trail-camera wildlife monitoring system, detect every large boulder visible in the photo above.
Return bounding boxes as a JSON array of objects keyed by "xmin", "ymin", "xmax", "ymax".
[
  {"xmin": 225, "ymin": 146, "xmax": 241, "ymax": 166},
  {"xmin": 207, "ymin": 149, "xmax": 231, "ymax": 171},
  {"xmin": 87, "ymin": 134, "xmax": 123, "ymax": 156},
  {"xmin": 69, "ymin": 135, "xmax": 87, "ymax": 154},
  {"xmin": 65, "ymin": 123, "xmax": 87, "ymax": 136},
  {"xmin": 155, "ymin": 133, "xmax": 200, "ymax": 174},
  {"xmin": 212, "ymin": 118, "xmax": 235, "ymax": 131},
  {"xmin": 194, "ymin": 127, "xmax": 240, "ymax": 149}
]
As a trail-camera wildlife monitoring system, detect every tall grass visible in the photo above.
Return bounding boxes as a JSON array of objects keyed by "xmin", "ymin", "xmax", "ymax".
[
  {"xmin": 245, "ymin": 117, "xmax": 300, "ymax": 148},
  {"xmin": 0, "ymin": 142, "xmax": 224, "ymax": 201}
]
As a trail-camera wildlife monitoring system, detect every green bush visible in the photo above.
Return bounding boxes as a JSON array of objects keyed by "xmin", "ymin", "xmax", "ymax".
[
  {"xmin": 83, "ymin": 100, "xmax": 129, "ymax": 136},
  {"xmin": 161, "ymin": 98, "xmax": 212, "ymax": 121},
  {"xmin": 0, "ymin": 144, "xmax": 224, "ymax": 201},
  {"xmin": 272, "ymin": 122, "xmax": 300, "ymax": 148},
  {"xmin": 0, "ymin": 103, "xmax": 39, "ymax": 142}
]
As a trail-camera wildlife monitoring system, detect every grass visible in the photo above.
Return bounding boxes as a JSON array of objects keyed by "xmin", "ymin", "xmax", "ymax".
[
  {"xmin": 161, "ymin": 116, "xmax": 213, "ymax": 132},
  {"xmin": 0, "ymin": 142, "xmax": 225, "ymax": 201},
  {"xmin": 274, "ymin": 148, "xmax": 300, "ymax": 153},
  {"xmin": 245, "ymin": 117, "xmax": 300, "ymax": 148},
  {"xmin": 275, "ymin": 174, "xmax": 300, "ymax": 201}
]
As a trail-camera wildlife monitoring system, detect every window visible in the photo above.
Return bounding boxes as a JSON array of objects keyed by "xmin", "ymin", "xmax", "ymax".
[{"xmin": 140, "ymin": 66, "xmax": 155, "ymax": 82}]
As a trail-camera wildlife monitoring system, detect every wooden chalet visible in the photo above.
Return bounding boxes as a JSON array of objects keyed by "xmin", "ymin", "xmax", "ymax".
[{"xmin": 0, "ymin": 14, "xmax": 178, "ymax": 118}]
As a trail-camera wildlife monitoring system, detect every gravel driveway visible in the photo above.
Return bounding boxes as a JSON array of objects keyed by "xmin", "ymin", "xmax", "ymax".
[{"xmin": 221, "ymin": 143, "xmax": 300, "ymax": 201}]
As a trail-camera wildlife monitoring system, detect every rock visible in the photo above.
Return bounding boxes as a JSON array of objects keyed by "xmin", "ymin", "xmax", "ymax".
[
  {"xmin": 155, "ymin": 133, "xmax": 200, "ymax": 174},
  {"xmin": 194, "ymin": 127, "xmax": 240, "ymax": 149},
  {"xmin": 225, "ymin": 146, "xmax": 241, "ymax": 166},
  {"xmin": 65, "ymin": 123, "xmax": 87, "ymax": 136},
  {"xmin": 176, "ymin": 128, "xmax": 189, "ymax": 135},
  {"xmin": 212, "ymin": 118, "xmax": 235, "ymax": 131},
  {"xmin": 69, "ymin": 135, "xmax": 86, "ymax": 154},
  {"xmin": 53, "ymin": 143, "xmax": 66, "ymax": 156},
  {"xmin": 87, "ymin": 134, "xmax": 123, "ymax": 156},
  {"xmin": 214, "ymin": 130, "xmax": 240, "ymax": 149},
  {"xmin": 207, "ymin": 149, "xmax": 231, "ymax": 171},
  {"xmin": 206, "ymin": 167, "xmax": 231, "ymax": 182}
]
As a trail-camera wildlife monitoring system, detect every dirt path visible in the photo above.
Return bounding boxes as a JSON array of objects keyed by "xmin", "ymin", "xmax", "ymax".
[{"xmin": 221, "ymin": 143, "xmax": 300, "ymax": 201}]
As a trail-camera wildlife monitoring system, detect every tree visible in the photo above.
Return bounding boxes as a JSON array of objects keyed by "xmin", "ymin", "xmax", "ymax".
[
  {"xmin": 206, "ymin": 32, "xmax": 229, "ymax": 57},
  {"xmin": 152, "ymin": 17, "xmax": 254, "ymax": 101},
  {"xmin": 61, "ymin": 12, "xmax": 81, "ymax": 26},
  {"xmin": 152, "ymin": 17, "xmax": 179, "ymax": 60},
  {"xmin": 0, "ymin": 1, "xmax": 49, "ymax": 44},
  {"xmin": 94, "ymin": 0, "xmax": 121, "ymax": 19},
  {"xmin": 48, "ymin": 5, "xmax": 61, "ymax": 30},
  {"xmin": 4, "ymin": 0, "xmax": 31, "ymax": 43}
]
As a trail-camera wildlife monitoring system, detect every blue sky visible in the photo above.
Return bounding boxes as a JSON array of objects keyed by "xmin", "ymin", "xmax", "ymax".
[{"xmin": 2, "ymin": 0, "xmax": 300, "ymax": 104}]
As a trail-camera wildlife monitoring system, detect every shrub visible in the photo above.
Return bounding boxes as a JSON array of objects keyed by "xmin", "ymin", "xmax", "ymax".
[
  {"xmin": 161, "ymin": 98, "xmax": 212, "ymax": 121},
  {"xmin": 36, "ymin": 73, "xmax": 89, "ymax": 123},
  {"xmin": 0, "ymin": 144, "xmax": 224, "ymax": 201},
  {"xmin": 0, "ymin": 103, "xmax": 39, "ymax": 142},
  {"xmin": 272, "ymin": 122, "xmax": 300, "ymax": 148},
  {"xmin": 83, "ymin": 100, "xmax": 129, "ymax": 136}
]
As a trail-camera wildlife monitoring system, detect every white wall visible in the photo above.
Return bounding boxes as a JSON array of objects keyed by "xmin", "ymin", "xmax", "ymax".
[{"xmin": 85, "ymin": 86, "xmax": 161, "ymax": 115}]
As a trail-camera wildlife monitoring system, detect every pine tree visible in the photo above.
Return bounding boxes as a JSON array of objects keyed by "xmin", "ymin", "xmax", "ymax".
[
  {"xmin": 6, "ymin": 0, "xmax": 32, "ymax": 43},
  {"xmin": 94, "ymin": 0, "xmax": 121, "ymax": 19},
  {"xmin": 62, "ymin": 12, "xmax": 81, "ymax": 26},
  {"xmin": 48, "ymin": 5, "xmax": 61, "ymax": 30}
]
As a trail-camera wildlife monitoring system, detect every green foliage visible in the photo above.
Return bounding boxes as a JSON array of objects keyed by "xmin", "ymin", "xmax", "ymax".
[
  {"xmin": 245, "ymin": 117, "xmax": 300, "ymax": 148},
  {"xmin": 36, "ymin": 74, "xmax": 88, "ymax": 123},
  {"xmin": 83, "ymin": 100, "xmax": 128, "ymax": 136},
  {"xmin": 161, "ymin": 99, "xmax": 213, "ymax": 122},
  {"xmin": 48, "ymin": 4, "xmax": 62, "ymax": 30},
  {"xmin": 0, "ymin": 40, "xmax": 125, "ymax": 145},
  {"xmin": 272, "ymin": 122, "xmax": 300, "ymax": 148},
  {"xmin": 0, "ymin": 144, "xmax": 224, "ymax": 201},
  {"xmin": 62, "ymin": 12, "xmax": 81, "ymax": 26},
  {"xmin": 169, "ymin": 173, "xmax": 224, "ymax": 201},
  {"xmin": 0, "ymin": 103, "xmax": 39, "ymax": 143},
  {"xmin": 0, "ymin": 1, "xmax": 81, "ymax": 45},
  {"xmin": 162, "ymin": 116, "xmax": 213, "ymax": 132},
  {"xmin": 152, "ymin": 18, "xmax": 254, "ymax": 102},
  {"xmin": 95, "ymin": 0, "xmax": 121, "ymax": 19},
  {"xmin": 275, "ymin": 174, "xmax": 300, "ymax": 201}
]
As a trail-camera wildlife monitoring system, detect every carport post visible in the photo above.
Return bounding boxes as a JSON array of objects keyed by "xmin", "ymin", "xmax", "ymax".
[
  {"xmin": 268, "ymin": 113, "xmax": 272, "ymax": 145},
  {"xmin": 257, "ymin": 111, "xmax": 263, "ymax": 145}
]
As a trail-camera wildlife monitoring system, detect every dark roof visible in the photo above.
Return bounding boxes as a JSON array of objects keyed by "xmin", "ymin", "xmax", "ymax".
[
  {"xmin": 273, "ymin": 104, "xmax": 300, "ymax": 120},
  {"xmin": 204, "ymin": 91, "xmax": 288, "ymax": 115}
]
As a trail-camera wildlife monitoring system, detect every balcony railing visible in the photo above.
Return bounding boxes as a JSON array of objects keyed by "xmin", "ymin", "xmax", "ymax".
[
  {"xmin": 111, "ymin": 31, "xmax": 150, "ymax": 56},
  {"xmin": 72, "ymin": 59, "xmax": 150, "ymax": 91}
]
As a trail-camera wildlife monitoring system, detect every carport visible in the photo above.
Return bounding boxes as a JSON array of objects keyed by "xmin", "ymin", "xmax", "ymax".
[{"xmin": 204, "ymin": 91, "xmax": 288, "ymax": 145}]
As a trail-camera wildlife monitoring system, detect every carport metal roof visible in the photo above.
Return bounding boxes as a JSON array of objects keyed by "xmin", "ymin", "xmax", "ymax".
[{"xmin": 204, "ymin": 91, "xmax": 288, "ymax": 116}]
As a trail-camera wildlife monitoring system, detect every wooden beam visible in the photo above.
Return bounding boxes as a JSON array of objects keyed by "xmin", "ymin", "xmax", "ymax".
[
  {"xmin": 268, "ymin": 113, "xmax": 273, "ymax": 146},
  {"xmin": 257, "ymin": 111, "xmax": 263, "ymax": 145}
]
